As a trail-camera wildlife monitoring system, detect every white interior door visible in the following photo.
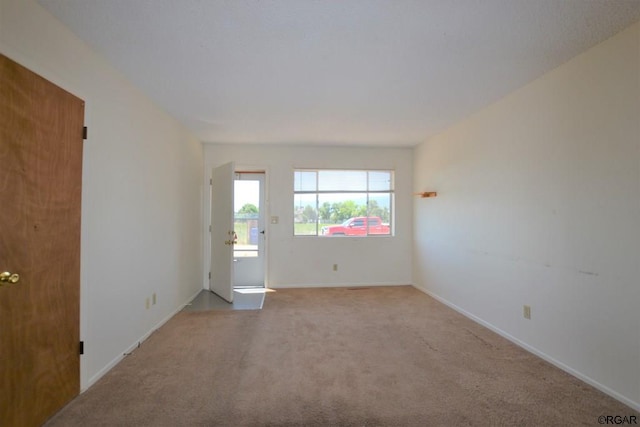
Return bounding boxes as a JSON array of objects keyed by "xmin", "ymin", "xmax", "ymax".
[
  {"xmin": 233, "ymin": 173, "xmax": 265, "ymax": 287},
  {"xmin": 210, "ymin": 162, "xmax": 235, "ymax": 302}
]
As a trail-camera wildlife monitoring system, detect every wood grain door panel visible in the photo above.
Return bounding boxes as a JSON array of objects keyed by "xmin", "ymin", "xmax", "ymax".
[{"xmin": 0, "ymin": 54, "xmax": 83, "ymax": 427}]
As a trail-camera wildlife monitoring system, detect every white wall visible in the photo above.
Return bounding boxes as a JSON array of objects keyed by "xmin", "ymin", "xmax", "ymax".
[
  {"xmin": 204, "ymin": 144, "xmax": 413, "ymax": 288},
  {"xmin": 1, "ymin": 0, "xmax": 204, "ymax": 390},
  {"xmin": 413, "ymin": 22, "xmax": 640, "ymax": 409}
]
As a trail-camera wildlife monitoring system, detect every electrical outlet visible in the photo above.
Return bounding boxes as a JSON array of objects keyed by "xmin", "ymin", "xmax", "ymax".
[
  {"xmin": 145, "ymin": 298, "xmax": 150, "ymax": 310},
  {"xmin": 152, "ymin": 293, "xmax": 157, "ymax": 305},
  {"xmin": 523, "ymin": 305, "xmax": 531, "ymax": 319},
  {"xmin": 333, "ymin": 264, "xmax": 338, "ymax": 271}
]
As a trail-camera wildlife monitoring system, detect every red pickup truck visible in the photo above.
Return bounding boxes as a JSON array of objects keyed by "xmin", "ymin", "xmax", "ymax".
[{"xmin": 321, "ymin": 217, "xmax": 390, "ymax": 236}]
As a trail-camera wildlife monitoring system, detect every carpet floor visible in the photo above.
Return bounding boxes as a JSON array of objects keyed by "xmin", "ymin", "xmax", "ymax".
[{"xmin": 45, "ymin": 286, "xmax": 638, "ymax": 426}]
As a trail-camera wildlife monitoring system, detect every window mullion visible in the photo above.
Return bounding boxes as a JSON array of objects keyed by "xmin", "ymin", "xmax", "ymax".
[
  {"xmin": 315, "ymin": 172, "xmax": 319, "ymax": 235},
  {"xmin": 366, "ymin": 171, "xmax": 370, "ymax": 236}
]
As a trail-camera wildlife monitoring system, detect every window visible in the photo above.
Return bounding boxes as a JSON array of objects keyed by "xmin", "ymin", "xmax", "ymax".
[{"xmin": 294, "ymin": 169, "xmax": 394, "ymax": 236}]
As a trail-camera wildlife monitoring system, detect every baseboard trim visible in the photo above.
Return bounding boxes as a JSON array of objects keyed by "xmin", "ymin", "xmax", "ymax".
[
  {"xmin": 82, "ymin": 287, "xmax": 202, "ymax": 392},
  {"xmin": 269, "ymin": 282, "xmax": 410, "ymax": 289},
  {"xmin": 412, "ymin": 284, "xmax": 640, "ymax": 412}
]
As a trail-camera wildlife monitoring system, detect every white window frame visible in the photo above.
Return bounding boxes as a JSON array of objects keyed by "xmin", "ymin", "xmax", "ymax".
[{"xmin": 293, "ymin": 169, "xmax": 394, "ymax": 237}]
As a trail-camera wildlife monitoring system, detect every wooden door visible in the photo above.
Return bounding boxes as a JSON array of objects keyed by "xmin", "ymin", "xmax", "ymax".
[
  {"xmin": 0, "ymin": 54, "xmax": 84, "ymax": 427},
  {"xmin": 210, "ymin": 162, "xmax": 235, "ymax": 302}
]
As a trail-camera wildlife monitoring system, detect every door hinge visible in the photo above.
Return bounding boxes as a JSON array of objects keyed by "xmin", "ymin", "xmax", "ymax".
[
  {"xmin": 210, "ymin": 179, "xmax": 212, "ymax": 185},
  {"xmin": 208, "ymin": 272, "xmax": 211, "ymax": 279},
  {"xmin": 79, "ymin": 341, "xmax": 84, "ymax": 355},
  {"xmin": 82, "ymin": 126, "xmax": 88, "ymax": 140},
  {"xmin": 209, "ymin": 225, "xmax": 212, "ymax": 232}
]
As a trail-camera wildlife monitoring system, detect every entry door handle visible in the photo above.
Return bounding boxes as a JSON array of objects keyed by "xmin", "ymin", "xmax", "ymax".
[{"xmin": 0, "ymin": 272, "xmax": 20, "ymax": 284}]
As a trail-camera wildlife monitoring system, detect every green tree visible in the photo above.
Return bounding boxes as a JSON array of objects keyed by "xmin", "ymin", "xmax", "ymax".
[
  {"xmin": 238, "ymin": 203, "xmax": 258, "ymax": 214},
  {"xmin": 318, "ymin": 202, "xmax": 331, "ymax": 221},
  {"xmin": 368, "ymin": 200, "xmax": 390, "ymax": 222},
  {"xmin": 330, "ymin": 200, "xmax": 367, "ymax": 223},
  {"xmin": 302, "ymin": 205, "xmax": 317, "ymax": 223}
]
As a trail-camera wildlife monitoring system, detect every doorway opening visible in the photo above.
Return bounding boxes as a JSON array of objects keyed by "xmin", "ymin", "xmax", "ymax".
[{"xmin": 233, "ymin": 172, "xmax": 265, "ymax": 289}]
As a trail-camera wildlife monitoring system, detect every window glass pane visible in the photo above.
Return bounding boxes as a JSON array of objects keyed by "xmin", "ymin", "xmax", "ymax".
[
  {"xmin": 294, "ymin": 193, "xmax": 317, "ymax": 235},
  {"xmin": 293, "ymin": 169, "xmax": 394, "ymax": 237},
  {"xmin": 318, "ymin": 193, "xmax": 368, "ymax": 223},
  {"xmin": 318, "ymin": 193, "xmax": 370, "ymax": 236},
  {"xmin": 368, "ymin": 193, "xmax": 391, "ymax": 235},
  {"xmin": 234, "ymin": 180, "xmax": 260, "ymax": 213},
  {"xmin": 367, "ymin": 193, "xmax": 391, "ymax": 222},
  {"xmin": 368, "ymin": 171, "xmax": 392, "ymax": 191},
  {"xmin": 294, "ymin": 170, "xmax": 317, "ymax": 192},
  {"xmin": 234, "ymin": 179, "xmax": 260, "ymax": 254},
  {"xmin": 318, "ymin": 170, "xmax": 367, "ymax": 191}
]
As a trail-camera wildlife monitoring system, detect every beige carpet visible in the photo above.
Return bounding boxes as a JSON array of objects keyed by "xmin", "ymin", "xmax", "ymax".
[{"xmin": 46, "ymin": 286, "xmax": 637, "ymax": 426}]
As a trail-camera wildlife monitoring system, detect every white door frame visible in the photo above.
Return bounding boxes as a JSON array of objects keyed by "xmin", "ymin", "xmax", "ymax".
[
  {"xmin": 233, "ymin": 172, "xmax": 266, "ymax": 287},
  {"xmin": 205, "ymin": 164, "xmax": 269, "ymax": 293}
]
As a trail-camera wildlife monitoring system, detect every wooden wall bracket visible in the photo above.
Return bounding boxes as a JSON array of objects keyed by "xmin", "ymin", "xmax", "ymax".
[{"xmin": 414, "ymin": 191, "xmax": 438, "ymax": 198}]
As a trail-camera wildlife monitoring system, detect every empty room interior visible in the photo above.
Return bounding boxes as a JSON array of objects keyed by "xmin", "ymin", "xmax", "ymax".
[{"xmin": 1, "ymin": 0, "xmax": 639, "ymax": 425}]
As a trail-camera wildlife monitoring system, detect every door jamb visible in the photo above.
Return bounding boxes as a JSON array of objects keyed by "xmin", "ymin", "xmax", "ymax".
[{"xmin": 206, "ymin": 165, "xmax": 269, "ymax": 290}]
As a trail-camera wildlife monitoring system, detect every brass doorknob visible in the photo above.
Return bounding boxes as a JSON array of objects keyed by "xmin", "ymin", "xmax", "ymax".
[{"xmin": 0, "ymin": 272, "xmax": 20, "ymax": 284}]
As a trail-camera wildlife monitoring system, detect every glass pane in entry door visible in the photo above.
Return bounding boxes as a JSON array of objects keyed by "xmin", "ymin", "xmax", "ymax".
[{"xmin": 234, "ymin": 179, "xmax": 259, "ymax": 258}]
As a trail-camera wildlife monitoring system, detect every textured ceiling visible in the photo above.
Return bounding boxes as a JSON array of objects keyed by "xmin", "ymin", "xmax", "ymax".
[{"xmin": 39, "ymin": 0, "xmax": 640, "ymax": 147}]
